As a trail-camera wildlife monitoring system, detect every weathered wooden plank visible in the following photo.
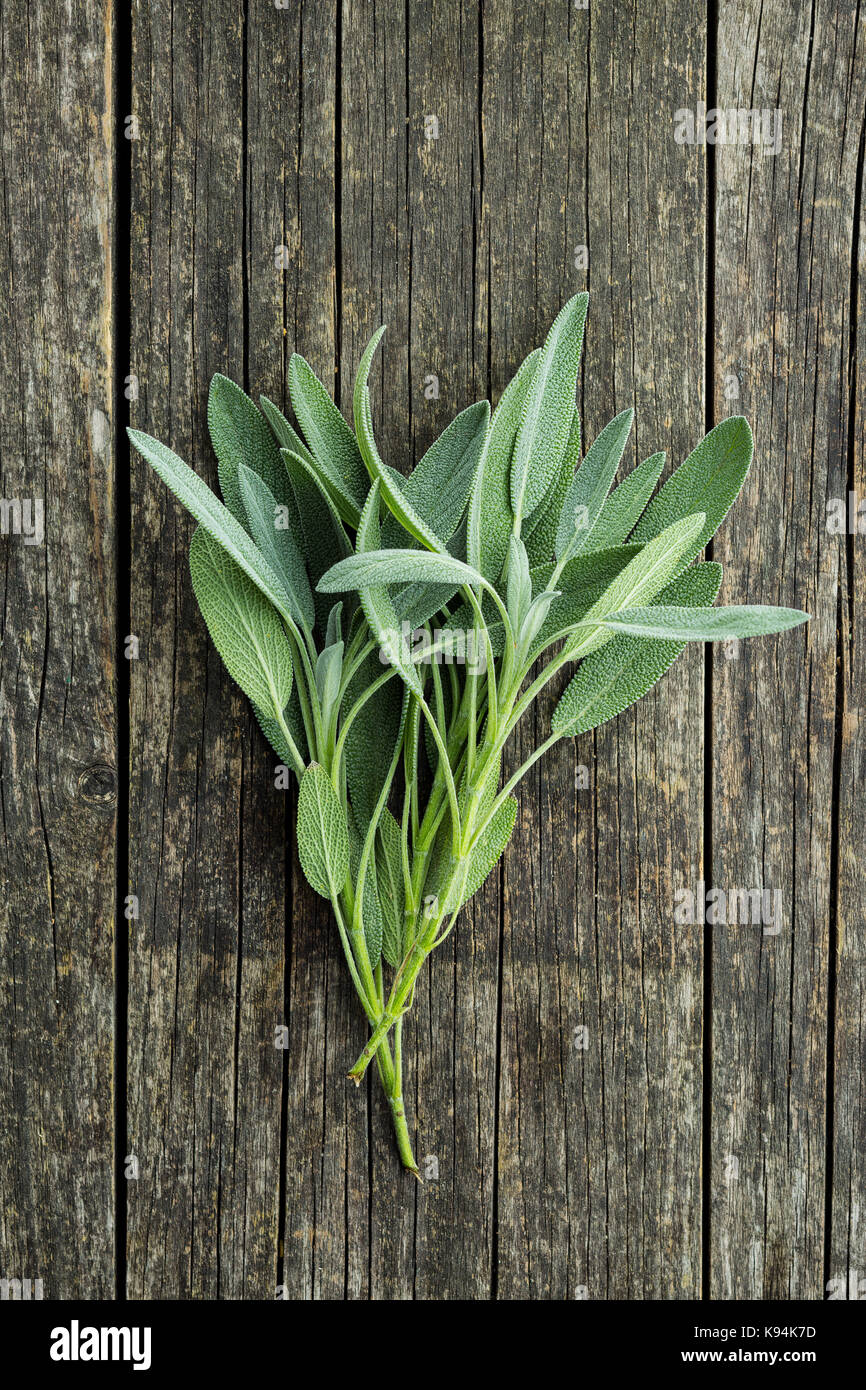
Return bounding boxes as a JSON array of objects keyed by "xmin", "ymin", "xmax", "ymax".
[
  {"xmin": 830, "ymin": 8, "xmax": 866, "ymax": 1301},
  {"xmin": 0, "ymin": 0, "xmax": 116, "ymax": 1299},
  {"xmin": 249, "ymin": 0, "xmax": 372, "ymax": 1302},
  {"xmin": 339, "ymin": 0, "xmax": 496, "ymax": 1299},
  {"xmin": 127, "ymin": 0, "xmax": 286, "ymax": 1297},
  {"xmin": 489, "ymin": 0, "xmax": 708, "ymax": 1298},
  {"xmin": 710, "ymin": 0, "xmax": 853, "ymax": 1298}
]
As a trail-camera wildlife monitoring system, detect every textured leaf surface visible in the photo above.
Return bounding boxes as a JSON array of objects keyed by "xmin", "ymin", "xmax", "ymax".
[
  {"xmin": 587, "ymin": 450, "xmax": 666, "ymax": 552},
  {"xmin": 344, "ymin": 649, "xmax": 405, "ymax": 825},
  {"xmin": 282, "ymin": 446, "xmax": 352, "ymax": 631},
  {"xmin": 510, "ymin": 293, "xmax": 589, "ymax": 523},
  {"xmin": 351, "ymin": 483, "xmax": 424, "ymax": 699},
  {"xmin": 383, "ymin": 400, "xmax": 489, "ymax": 547},
  {"xmin": 569, "ymin": 513, "xmax": 706, "ymax": 656},
  {"xmin": 347, "ymin": 803, "xmax": 383, "ymax": 969},
  {"xmin": 189, "ymin": 526, "xmax": 293, "ymax": 715},
  {"xmin": 297, "ymin": 763, "xmax": 349, "ymax": 900},
  {"xmin": 523, "ymin": 405, "xmax": 580, "ymax": 565},
  {"xmin": 468, "ymin": 348, "xmax": 541, "ymax": 583},
  {"xmin": 630, "ymin": 416, "xmax": 753, "ymax": 572},
  {"xmin": 462, "ymin": 796, "xmax": 518, "ymax": 904},
  {"xmin": 238, "ymin": 464, "xmax": 314, "ymax": 631},
  {"xmin": 208, "ymin": 374, "xmax": 287, "ymax": 522},
  {"xmin": 555, "ymin": 407, "xmax": 634, "ymax": 558},
  {"xmin": 259, "ymin": 394, "xmax": 316, "ymax": 466},
  {"xmin": 552, "ymin": 561, "xmax": 723, "ymax": 737},
  {"xmin": 376, "ymin": 809, "xmax": 404, "ymax": 967},
  {"xmin": 601, "ymin": 603, "xmax": 809, "ymax": 641},
  {"xmin": 128, "ymin": 428, "xmax": 301, "ymax": 628},
  {"xmin": 253, "ymin": 685, "xmax": 308, "ymax": 767},
  {"xmin": 353, "ymin": 327, "xmax": 444, "ymax": 551},
  {"xmin": 288, "ymin": 353, "xmax": 368, "ymax": 526},
  {"xmin": 319, "ymin": 547, "xmax": 488, "ymax": 595}
]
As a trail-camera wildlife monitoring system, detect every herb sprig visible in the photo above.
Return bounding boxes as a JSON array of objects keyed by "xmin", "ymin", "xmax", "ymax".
[{"xmin": 129, "ymin": 295, "xmax": 808, "ymax": 1174}]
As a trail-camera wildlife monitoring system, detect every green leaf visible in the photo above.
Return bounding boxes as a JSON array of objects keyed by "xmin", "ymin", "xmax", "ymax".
[
  {"xmin": 523, "ymin": 404, "xmax": 580, "ymax": 565},
  {"xmin": 318, "ymin": 547, "xmax": 489, "ymax": 595},
  {"xmin": 555, "ymin": 407, "xmax": 634, "ymax": 559},
  {"xmin": 376, "ymin": 809, "xmax": 404, "ymax": 967},
  {"xmin": 600, "ymin": 603, "xmax": 810, "ymax": 642},
  {"xmin": 238, "ymin": 464, "xmax": 315, "ymax": 632},
  {"xmin": 630, "ymin": 416, "xmax": 753, "ymax": 573},
  {"xmin": 253, "ymin": 685, "xmax": 308, "ymax": 767},
  {"xmin": 347, "ymin": 802, "xmax": 383, "ymax": 970},
  {"xmin": 350, "ymin": 482, "xmax": 424, "ymax": 700},
  {"xmin": 259, "ymin": 395, "xmax": 317, "ymax": 467},
  {"xmin": 551, "ymin": 562, "xmax": 723, "ymax": 738},
  {"xmin": 586, "ymin": 450, "xmax": 666, "ymax": 552},
  {"xmin": 569, "ymin": 513, "xmax": 707, "ymax": 657},
  {"xmin": 510, "ymin": 293, "xmax": 589, "ymax": 524},
  {"xmin": 128, "ymin": 427, "xmax": 300, "ymax": 629},
  {"xmin": 281, "ymin": 446, "xmax": 353, "ymax": 631},
  {"xmin": 288, "ymin": 354, "xmax": 369, "ymax": 527},
  {"xmin": 461, "ymin": 797, "xmax": 518, "ymax": 904},
  {"xmin": 189, "ymin": 526, "xmax": 293, "ymax": 716},
  {"xmin": 353, "ymin": 327, "xmax": 444, "ymax": 551},
  {"xmin": 208, "ymin": 374, "xmax": 288, "ymax": 522},
  {"xmin": 468, "ymin": 348, "xmax": 541, "ymax": 583},
  {"xmin": 296, "ymin": 763, "xmax": 350, "ymax": 900},
  {"xmin": 530, "ymin": 544, "xmax": 644, "ymax": 655},
  {"xmin": 343, "ymin": 650, "xmax": 405, "ymax": 827},
  {"xmin": 382, "ymin": 400, "xmax": 490, "ymax": 547}
]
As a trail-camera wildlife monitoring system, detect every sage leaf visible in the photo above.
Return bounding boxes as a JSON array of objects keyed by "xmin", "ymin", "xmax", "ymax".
[
  {"xmin": 510, "ymin": 293, "xmax": 589, "ymax": 525},
  {"xmin": 600, "ymin": 603, "xmax": 810, "ymax": 642},
  {"xmin": 630, "ymin": 416, "xmax": 753, "ymax": 572},
  {"xmin": 551, "ymin": 561, "xmax": 723, "ymax": 738},
  {"xmin": 188, "ymin": 526, "xmax": 293, "ymax": 717},
  {"xmin": 208, "ymin": 374, "xmax": 288, "ymax": 522},
  {"xmin": 555, "ymin": 407, "xmax": 634, "ymax": 560},
  {"xmin": 461, "ymin": 796, "xmax": 518, "ymax": 904},
  {"xmin": 468, "ymin": 347, "xmax": 541, "ymax": 583},
  {"xmin": 382, "ymin": 400, "xmax": 490, "ymax": 547},
  {"xmin": 288, "ymin": 353, "xmax": 369, "ymax": 526},
  {"xmin": 238, "ymin": 463, "xmax": 315, "ymax": 632},
  {"xmin": 297, "ymin": 763, "xmax": 350, "ymax": 900},
  {"xmin": 376, "ymin": 809, "xmax": 404, "ymax": 967},
  {"xmin": 586, "ymin": 450, "xmax": 666, "ymax": 552},
  {"xmin": 318, "ymin": 548, "xmax": 489, "ymax": 595}
]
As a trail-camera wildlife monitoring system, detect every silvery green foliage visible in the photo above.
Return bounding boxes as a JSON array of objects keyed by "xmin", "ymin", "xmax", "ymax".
[{"xmin": 128, "ymin": 295, "xmax": 809, "ymax": 1173}]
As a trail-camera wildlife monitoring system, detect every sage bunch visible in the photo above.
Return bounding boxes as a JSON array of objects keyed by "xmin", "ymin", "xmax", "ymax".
[{"xmin": 128, "ymin": 294, "xmax": 808, "ymax": 1174}]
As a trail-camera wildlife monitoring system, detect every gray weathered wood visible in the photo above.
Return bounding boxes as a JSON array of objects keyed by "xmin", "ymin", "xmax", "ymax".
[
  {"xmin": 709, "ymin": 0, "xmax": 856, "ymax": 1298},
  {"xmin": 491, "ymin": 0, "xmax": 708, "ymax": 1298},
  {"xmin": 127, "ymin": 0, "xmax": 285, "ymax": 1298},
  {"xmin": 0, "ymin": 0, "xmax": 117, "ymax": 1299}
]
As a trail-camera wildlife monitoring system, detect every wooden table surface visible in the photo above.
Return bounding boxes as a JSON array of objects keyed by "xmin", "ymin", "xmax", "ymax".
[{"xmin": 1, "ymin": 0, "xmax": 863, "ymax": 1300}]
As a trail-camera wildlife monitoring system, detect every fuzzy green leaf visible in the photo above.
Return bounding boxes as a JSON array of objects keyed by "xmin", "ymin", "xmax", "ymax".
[
  {"xmin": 351, "ymin": 483, "xmax": 424, "ymax": 700},
  {"xmin": 383, "ymin": 400, "xmax": 490, "ymax": 547},
  {"xmin": 282, "ymin": 446, "xmax": 353, "ymax": 631},
  {"xmin": 555, "ymin": 407, "xmax": 634, "ymax": 559},
  {"xmin": 468, "ymin": 348, "xmax": 541, "ymax": 583},
  {"xmin": 288, "ymin": 354, "xmax": 369, "ymax": 526},
  {"xmin": 551, "ymin": 561, "xmax": 723, "ymax": 738},
  {"xmin": 238, "ymin": 464, "xmax": 315, "ymax": 632},
  {"xmin": 601, "ymin": 603, "xmax": 810, "ymax": 642},
  {"xmin": 128, "ymin": 428, "xmax": 300, "ymax": 629},
  {"xmin": 253, "ymin": 686, "xmax": 308, "ymax": 767},
  {"xmin": 630, "ymin": 416, "xmax": 753, "ymax": 572},
  {"xmin": 318, "ymin": 547, "xmax": 489, "ymax": 595},
  {"xmin": 376, "ymin": 809, "xmax": 404, "ymax": 967},
  {"xmin": 208, "ymin": 374, "xmax": 288, "ymax": 522},
  {"xmin": 568, "ymin": 513, "xmax": 707, "ymax": 657},
  {"xmin": 510, "ymin": 293, "xmax": 589, "ymax": 524},
  {"xmin": 189, "ymin": 526, "xmax": 293, "ymax": 716},
  {"xmin": 344, "ymin": 648, "xmax": 405, "ymax": 825},
  {"xmin": 523, "ymin": 405, "xmax": 581, "ymax": 565},
  {"xmin": 297, "ymin": 764, "xmax": 350, "ymax": 900},
  {"xmin": 347, "ymin": 803, "xmax": 383, "ymax": 970},
  {"xmin": 461, "ymin": 797, "xmax": 518, "ymax": 904},
  {"xmin": 353, "ymin": 327, "xmax": 444, "ymax": 551},
  {"xmin": 259, "ymin": 395, "xmax": 316, "ymax": 467},
  {"xmin": 586, "ymin": 450, "xmax": 666, "ymax": 552}
]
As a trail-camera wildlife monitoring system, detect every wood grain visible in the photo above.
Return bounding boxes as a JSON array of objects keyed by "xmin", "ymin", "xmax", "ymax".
[
  {"xmin": 1, "ymin": 0, "xmax": 863, "ymax": 1301},
  {"xmin": 0, "ymin": 0, "xmax": 117, "ymax": 1299},
  {"xmin": 710, "ymin": 0, "xmax": 859, "ymax": 1299}
]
